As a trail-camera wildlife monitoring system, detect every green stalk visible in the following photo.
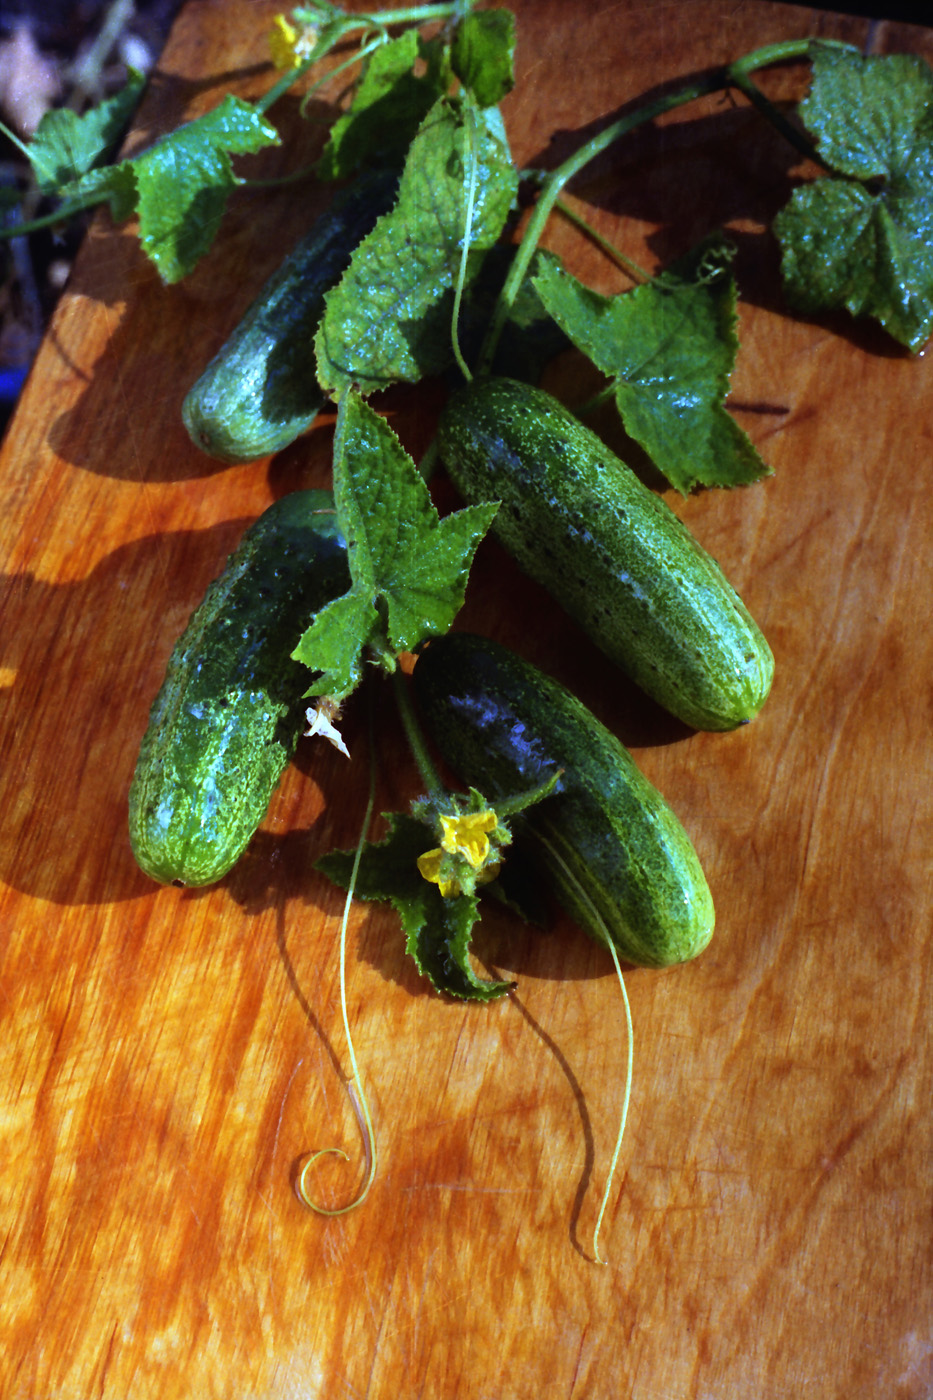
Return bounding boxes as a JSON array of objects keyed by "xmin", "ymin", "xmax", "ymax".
[
  {"xmin": 300, "ymin": 2, "xmax": 464, "ymax": 27},
  {"xmin": 392, "ymin": 668, "xmax": 446, "ymax": 801},
  {"xmin": 0, "ymin": 198, "xmax": 100, "ymax": 241},
  {"xmin": 553, "ymin": 197, "xmax": 650, "ymax": 284},
  {"xmin": 256, "ymin": 50, "xmax": 327, "ymax": 115},
  {"xmin": 349, "ymin": 2, "xmax": 462, "ymax": 24},
  {"xmin": 728, "ymin": 39, "xmax": 844, "ymax": 170},
  {"xmin": 477, "ymin": 70, "xmax": 725, "ymax": 372},
  {"xmin": 259, "ymin": 1, "xmax": 466, "ymax": 115}
]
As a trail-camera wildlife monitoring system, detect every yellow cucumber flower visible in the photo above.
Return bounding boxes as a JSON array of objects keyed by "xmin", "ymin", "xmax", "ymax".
[
  {"xmin": 439, "ymin": 809, "xmax": 498, "ymax": 868},
  {"xmin": 269, "ymin": 14, "xmax": 319, "ymax": 72},
  {"xmin": 414, "ymin": 795, "xmax": 510, "ymax": 901},
  {"xmin": 269, "ymin": 15, "xmax": 300, "ymax": 71}
]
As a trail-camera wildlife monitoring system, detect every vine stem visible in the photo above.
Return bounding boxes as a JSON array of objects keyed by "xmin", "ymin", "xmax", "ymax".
[
  {"xmin": 305, "ymin": 2, "xmax": 463, "ymax": 28},
  {"xmin": 254, "ymin": 1, "xmax": 467, "ymax": 116},
  {"xmin": 477, "ymin": 36, "xmax": 846, "ymax": 374},
  {"xmin": 553, "ymin": 197, "xmax": 650, "ymax": 284},
  {"xmin": 392, "ymin": 667, "xmax": 446, "ymax": 800}
]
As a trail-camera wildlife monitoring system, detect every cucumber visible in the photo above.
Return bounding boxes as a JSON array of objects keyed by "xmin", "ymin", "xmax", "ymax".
[
  {"xmin": 129, "ymin": 490, "xmax": 350, "ymax": 886},
  {"xmin": 437, "ymin": 377, "xmax": 774, "ymax": 731},
  {"xmin": 182, "ymin": 168, "xmax": 399, "ymax": 463},
  {"xmin": 413, "ymin": 632, "xmax": 715, "ymax": 968}
]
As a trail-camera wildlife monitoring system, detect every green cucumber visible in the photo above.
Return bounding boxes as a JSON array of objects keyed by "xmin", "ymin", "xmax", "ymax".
[
  {"xmin": 182, "ymin": 168, "xmax": 399, "ymax": 463},
  {"xmin": 437, "ymin": 377, "xmax": 774, "ymax": 731},
  {"xmin": 413, "ymin": 632, "xmax": 715, "ymax": 968},
  {"xmin": 129, "ymin": 490, "xmax": 350, "ymax": 887}
]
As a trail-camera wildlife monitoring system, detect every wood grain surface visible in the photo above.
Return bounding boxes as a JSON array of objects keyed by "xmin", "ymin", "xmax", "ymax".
[{"xmin": 2, "ymin": 2, "xmax": 931, "ymax": 1396}]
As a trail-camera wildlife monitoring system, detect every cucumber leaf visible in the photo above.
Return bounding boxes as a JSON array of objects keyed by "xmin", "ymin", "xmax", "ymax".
[
  {"xmin": 316, "ymin": 29, "xmax": 448, "ymax": 180},
  {"xmin": 25, "ymin": 68, "xmax": 147, "ymax": 186},
  {"xmin": 11, "ymin": 92, "xmax": 280, "ymax": 283},
  {"xmin": 773, "ymin": 43, "xmax": 933, "ymax": 352},
  {"xmin": 315, "ymin": 96, "xmax": 518, "ymax": 396},
  {"xmin": 131, "ymin": 97, "xmax": 281, "ymax": 283},
  {"xmin": 451, "ymin": 8, "xmax": 516, "ymax": 109},
  {"xmin": 293, "ymin": 393, "xmax": 497, "ymax": 700},
  {"xmin": 533, "ymin": 238, "xmax": 769, "ymax": 493},
  {"xmin": 317, "ymin": 813, "xmax": 512, "ymax": 1001}
]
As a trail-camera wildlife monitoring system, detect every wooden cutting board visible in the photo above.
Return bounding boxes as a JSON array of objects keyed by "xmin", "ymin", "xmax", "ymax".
[{"xmin": 2, "ymin": 2, "xmax": 931, "ymax": 1395}]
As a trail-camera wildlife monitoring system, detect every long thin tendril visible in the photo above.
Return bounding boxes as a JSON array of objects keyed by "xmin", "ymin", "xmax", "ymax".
[
  {"xmin": 532, "ymin": 827, "xmax": 636, "ymax": 1265},
  {"xmin": 295, "ymin": 706, "xmax": 379, "ymax": 1215},
  {"xmin": 592, "ymin": 938, "xmax": 633, "ymax": 1266}
]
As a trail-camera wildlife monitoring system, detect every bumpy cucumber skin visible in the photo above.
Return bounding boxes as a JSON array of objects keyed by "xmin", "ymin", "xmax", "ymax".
[
  {"xmin": 128, "ymin": 490, "xmax": 350, "ymax": 887},
  {"xmin": 437, "ymin": 377, "xmax": 774, "ymax": 731},
  {"xmin": 182, "ymin": 169, "xmax": 398, "ymax": 463},
  {"xmin": 413, "ymin": 633, "xmax": 715, "ymax": 968}
]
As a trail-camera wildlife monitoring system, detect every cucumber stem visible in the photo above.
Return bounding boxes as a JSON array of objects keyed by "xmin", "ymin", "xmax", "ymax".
[
  {"xmin": 0, "ymin": 198, "xmax": 99, "ymax": 241},
  {"xmin": 392, "ymin": 667, "xmax": 447, "ymax": 801},
  {"xmin": 477, "ymin": 70, "xmax": 726, "ymax": 372},
  {"xmin": 727, "ymin": 40, "xmax": 842, "ymax": 171},
  {"xmin": 299, "ymin": 2, "xmax": 463, "ymax": 29}
]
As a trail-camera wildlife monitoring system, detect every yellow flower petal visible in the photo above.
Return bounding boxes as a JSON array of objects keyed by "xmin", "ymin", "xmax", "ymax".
[
  {"xmin": 439, "ymin": 810, "xmax": 498, "ymax": 868},
  {"xmin": 417, "ymin": 847, "xmax": 444, "ymax": 882},
  {"xmin": 270, "ymin": 14, "xmax": 300, "ymax": 71},
  {"xmin": 416, "ymin": 847, "xmax": 462, "ymax": 899}
]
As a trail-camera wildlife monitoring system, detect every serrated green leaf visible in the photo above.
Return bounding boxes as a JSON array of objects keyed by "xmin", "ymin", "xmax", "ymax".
[
  {"xmin": 798, "ymin": 43, "xmax": 933, "ymax": 182},
  {"xmin": 132, "ymin": 95, "xmax": 280, "ymax": 283},
  {"xmin": 293, "ymin": 393, "xmax": 497, "ymax": 700},
  {"xmin": 293, "ymin": 590, "xmax": 376, "ymax": 699},
  {"xmin": 315, "ymin": 96, "xmax": 518, "ymax": 395},
  {"xmin": 451, "ymin": 8, "xmax": 516, "ymax": 109},
  {"xmin": 533, "ymin": 240, "xmax": 769, "ymax": 492},
  {"xmin": 317, "ymin": 813, "xmax": 512, "ymax": 1000},
  {"xmin": 774, "ymin": 44, "xmax": 933, "ymax": 351},
  {"xmin": 27, "ymin": 68, "xmax": 147, "ymax": 187},
  {"xmin": 317, "ymin": 30, "xmax": 446, "ymax": 180}
]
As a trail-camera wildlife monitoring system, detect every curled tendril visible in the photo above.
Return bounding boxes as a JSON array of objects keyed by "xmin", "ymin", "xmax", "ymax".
[
  {"xmin": 295, "ymin": 705, "xmax": 379, "ymax": 1217},
  {"xmin": 294, "ymin": 1078, "xmax": 377, "ymax": 1215}
]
